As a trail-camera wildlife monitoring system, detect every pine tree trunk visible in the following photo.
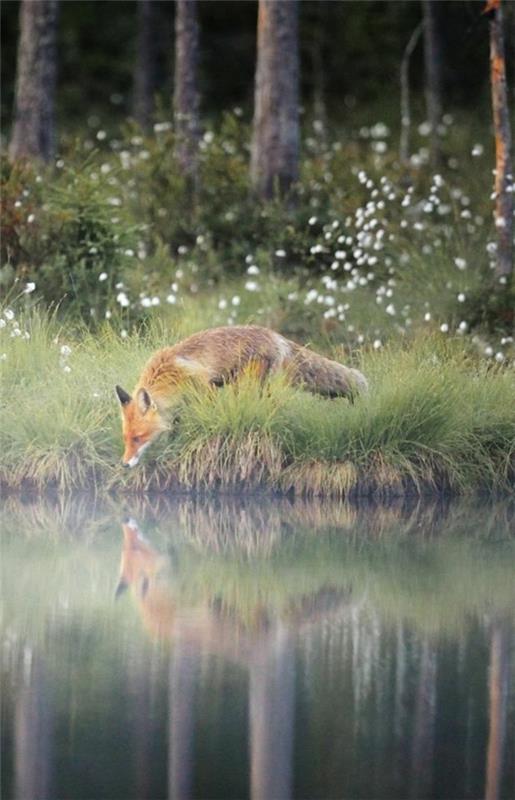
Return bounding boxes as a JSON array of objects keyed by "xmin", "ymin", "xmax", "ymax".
[
  {"xmin": 422, "ymin": 0, "xmax": 443, "ymax": 167},
  {"xmin": 173, "ymin": 0, "xmax": 200, "ymax": 183},
  {"xmin": 9, "ymin": 0, "xmax": 59, "ymax": 163},
  {"xmin": 251, "ymin": 0, "xmax": 300, "ymax": 200},
  {"xmin": 133, "ymin": 0, "xmax": 158, "ymax": 131},
  {"xmin": 489, "ymin": 1, "xmax": 513, "ymax": 282}
]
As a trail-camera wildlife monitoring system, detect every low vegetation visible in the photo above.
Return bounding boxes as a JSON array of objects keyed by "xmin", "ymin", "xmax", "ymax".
[{"xmin": 1, "ymin": 307, "xmax": 513, "ymax": 496}]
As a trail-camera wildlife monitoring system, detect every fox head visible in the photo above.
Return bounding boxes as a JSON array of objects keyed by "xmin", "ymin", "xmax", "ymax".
[{"xmin": 115, "ymin": 385, "xmax": 168, "ymax": 467}]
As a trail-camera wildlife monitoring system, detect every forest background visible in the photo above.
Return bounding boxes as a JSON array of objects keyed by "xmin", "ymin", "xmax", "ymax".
[{"xmin": 1, "ymin": 0, "xmax": 514, "ymax": 495}]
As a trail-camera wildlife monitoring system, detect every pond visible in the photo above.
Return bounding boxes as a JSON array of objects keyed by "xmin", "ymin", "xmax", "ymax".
[{"xmin": 1, "ymin": 494, "xmax": 514, "ymax": 800}]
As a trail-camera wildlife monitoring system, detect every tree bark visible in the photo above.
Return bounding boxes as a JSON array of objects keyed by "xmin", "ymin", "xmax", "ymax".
[
  {"xmin": 400, "ymin": 22, "xmax": 424, "ymax": 168},
  {"xmin": 173, "ymin": 0, "xmax": 200, "ymax": 184},
  {"xmin": 489, "ymin": 0, "xmax": 513, "ymax": 282},
  {"xmin": 250, "ymin": 0, "xmax": 300, "ymax": 200},
  {"xmin": 422, "ymin": 0, "xmax": 443, "ymax": 167},
  {"xmin": 133, "ymin": 0, "xmax": 159, "ymax": 131},
  {"xmin": 9, "ymin": 0, "xmax": 59, "ymax": 163}
]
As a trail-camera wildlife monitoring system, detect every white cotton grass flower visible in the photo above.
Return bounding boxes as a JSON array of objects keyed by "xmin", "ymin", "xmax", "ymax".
[
  {"xmin": 247, "ymin": 265, "xmax": 260, "ymax": 275},
  {"xmin": 495, "ymin": 352, "xmax": 505, "ymax": 363},
  {"xmin": 440, "ymin": 323, "xmax": 449, "ymax": 333},
  {"xmin": 457, "ymin": 293, "xmax": 466, "ymax": 303},
  {"xmin": 275, "ymin": 249, "xmax": 286, "ymax": 258},
  {"xmin": 24, "ymin": 282, "xmax": 36, "ymax": 293},
  {"xmin": 99, "ymin": 272, "xmax": 108, "ymax": 282},
  {"xmin": 245, "ymin": 281, "xmax": 259, "ymax": 292},
  {"xmin": 454, "ymin": 258, "xmax": 467, "ymax": 270},
  {"xmin": 117, "ymin": 291, "xmax": 130, "ymax": 307},
  {"xmin": 60, "ymin": 345, "xmax": 72, "ymax": 357},
  {"xmin": 373, "ymin": 339, "xmax": 382, "ymax": 350},
  {"xmin": 471, "ymin": 144, "xmax": 484, "ymax": 157},
  {"xmin": 458, "ymin": 321, "xmax": 468, "ymax": 332},
  {"xmin": 166, "ymin": 294, "xmax": 177, "ymax": 305},
  {"xmin": 231, "ymin": 296, "xmax": 240, "ymax": 306},
  {"xmin": 484, "ymin": 346, "xmax": 494, "ymax": 357},
  {"xmin": 385, "ymin": 303, "xmax": 396, "ymax": 316}
]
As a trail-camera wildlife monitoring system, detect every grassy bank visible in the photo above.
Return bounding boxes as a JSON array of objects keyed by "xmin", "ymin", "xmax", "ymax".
[{"xmin": 1, "ymin": 309, "xmax": 514, "ymax": 497}]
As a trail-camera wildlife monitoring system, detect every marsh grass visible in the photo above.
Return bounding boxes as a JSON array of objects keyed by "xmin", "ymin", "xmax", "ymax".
[{"xmin": 1, "ymin": 310, "xmax": 514, "ymax": 496}]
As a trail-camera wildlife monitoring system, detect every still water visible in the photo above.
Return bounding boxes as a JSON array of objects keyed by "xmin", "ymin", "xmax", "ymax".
[{"xmin": 1, "ymin": 495, "xmax": 514, "ymax": 800}]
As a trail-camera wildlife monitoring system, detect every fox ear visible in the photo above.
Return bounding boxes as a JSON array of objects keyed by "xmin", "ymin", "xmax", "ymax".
[
  {"xmin": 115, "ymin": 385, "xmax": 131, "ymax": 406},
  {"xmin": 136, "ymin": 387, "xmax": 156, "ymax": 415}
]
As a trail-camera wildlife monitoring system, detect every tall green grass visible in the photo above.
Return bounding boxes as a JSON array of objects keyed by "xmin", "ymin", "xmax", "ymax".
[{"xmin": 1, "ymin": 310, "xmax": 514, "ymax": 496}]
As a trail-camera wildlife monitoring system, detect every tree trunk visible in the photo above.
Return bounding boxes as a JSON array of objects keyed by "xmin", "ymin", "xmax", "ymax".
[
  {"xmin": 422, "ymin": 0, "xmax": 443, "ymax": 167},
  {"xmin": 9, "ymin": 0, "xmax": 59, "ymax": 163},
  {"xmin": 133, "ymin": 0, "xmax": 159, "ymax": 131},
  {"xmin": 399, "ymin": 22, "xmax": 423, "ymax": 169},
  {"xmin": 173, "ymin": 0, "xmax": 200, "ymax": 184},
  {"xmin": 250, "ymin": 0, "xmax": 300, "ymax": 200},
  {"xmin": 489, "ymin": 0, "xmax": 513, "ymax": 282}
]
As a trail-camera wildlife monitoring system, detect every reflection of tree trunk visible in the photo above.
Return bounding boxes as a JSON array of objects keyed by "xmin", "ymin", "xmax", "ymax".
[
  {"xmin": 249, "ymin": 624, "xmax": 295, "ymax": 800},
  {"xmin": 15, "ymin": 650, "xmax": 53, "ymax": 800},
  {"xmin": 422, "ymin": 0, "xmax": 442, "ymax": 167},
  {"xmin": 410, "ymin": 638, "xmax": 437, "ymax": 799},
  {"xmin": 485, "ymin": 620, "xmax": 511, "ymax": 800},
  {"xmin": 127, "ymin": 645, "xmax": 156, "ymax": 800},
  {"xmin": 168, "ymin": 640, "xmax": 196, "ymax": 800}
]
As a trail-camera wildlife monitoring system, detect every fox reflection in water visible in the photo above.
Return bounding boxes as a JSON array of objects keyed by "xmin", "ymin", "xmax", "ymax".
[{"xmin": 114, "ymin": 517, "xmax": 354, "ymax": 800}]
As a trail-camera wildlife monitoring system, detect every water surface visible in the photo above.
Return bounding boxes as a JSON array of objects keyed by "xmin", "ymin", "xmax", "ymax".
[{"xmin": 1, "ymin": 495, "xmax": 514, "ymax": 800}]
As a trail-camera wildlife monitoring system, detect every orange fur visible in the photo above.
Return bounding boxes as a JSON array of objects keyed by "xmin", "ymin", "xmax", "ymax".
[{"xmin": 116, "ymin": 325, "xmax": 367, "ymax": 466}]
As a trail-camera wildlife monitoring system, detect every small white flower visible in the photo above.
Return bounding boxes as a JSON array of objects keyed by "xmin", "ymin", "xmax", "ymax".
[
  {"xmin": 373, "ymin": 339, "xmax": 382, "ymax": 350},
  {"xmin": 178, "ymin": 245, "xmax": 188, "ymax": 255},
  {"xmin": 247, "ymin": 265, "xmax": 260, "ymax": 275},
  {"xmin": 153, "ymin": 121, "xmax": 172, "ymax": 133},
  {"xmin": 385, "ymin": 303, "xmax": 396, "ymax": 316},
  {"xmin": 440, "ymin": 323, "xmax": 449, "ymax": 333},
  {"xmin": 454, "ymin": 258, "xmax": 467, "ymax": 270},
  {"xmin": 232, "ymin": 296, "xmax": 240, "ymax": 306},
  {"xmin": 117, "ymin": 291, "xmax": 130, "ymax": 307},
  {"xmin": 27, "ymin": 214, "xmax": 35, "ymax": 224},
  {"xmin": 60, "ymin": 345, "xmax": 72, "ymax": 357},
  {"xmin": 218, "ymin": 299, "xmax": 227, "ymax": 310},
  {"xmin": 96, "ymin": 130, "xmax": 107, "ymax": 141},
  {"xmin": 121, "ymin": 329, "xmax": 128, "ymax": 339},
  {"xmin": 484, "ymin": 346, "xmax": 494, "ymax": 357},
  {"xmin": 275, "ymin": 249, "xmax": 286, "ymax": 258},
  {"xmin": 471, "ymin": 144, "xmax": 484, "ymax": 157},
  {"xmin": 166, "ymin": 294, "xmax": 177, "ymax": 305},
  {"xmin": 308, "ymin": 216, "xmax": 318, "ymax": 226},
  {"xmin": 124, "ymin": 249, "xmax": 134, "ymax": 257},
  {"xmin": 495, "ymin": 352, "xmax": 504, "ymax": 363},
  {"xmin": 99, "ymin": 272, "xmax": 108, "ymax": 282},
  {"xmin": 457, "ymin": 293, "xmax": 466, "ymax": 303},
  {"xmin": 24, "ymin": 282, "xmax": 36, "ymax": 293},
  {"xmin": 458, "ymin": 321, "xmax": 468, "ymax": 332},
  {"xmin": 63, "ymin": 364, "xmax": 72, "ymax": 373},
  {"xmin": 245, "ymin": 281, "xmax": 258, "ymax": 292},
  {"xmin": 424, "ymin": 312, "xmax": 431, "ymax": 322}
]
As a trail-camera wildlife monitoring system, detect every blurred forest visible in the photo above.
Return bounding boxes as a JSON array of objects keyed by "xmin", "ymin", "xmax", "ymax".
[{"xmin": 2, "ymin": 0, "xmax": 513, "ymax": 130}]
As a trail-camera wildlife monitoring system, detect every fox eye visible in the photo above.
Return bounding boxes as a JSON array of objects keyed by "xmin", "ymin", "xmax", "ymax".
[{"xmin": 132, "ymin": 435, "xmax": 141, "ymax": 444}]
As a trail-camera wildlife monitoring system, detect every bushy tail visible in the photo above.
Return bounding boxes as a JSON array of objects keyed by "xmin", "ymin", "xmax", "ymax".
[{"xmin": 288, "ymin": 344, "xmax": 368, "ymax": 399}]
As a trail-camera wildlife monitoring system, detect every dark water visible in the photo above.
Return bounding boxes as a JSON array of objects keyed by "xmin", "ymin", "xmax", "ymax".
[{"xmin": 1, "ymin": 495, "xmax": 514, "ymax": 800}]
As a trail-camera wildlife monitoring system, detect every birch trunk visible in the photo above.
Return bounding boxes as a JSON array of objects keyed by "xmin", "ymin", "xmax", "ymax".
[
  {"xmin": 251, "ymin": 0, "xmax": 300, "ymax": 200},
  {"xmin": 9, "ymin": 0, "xmax": 59, "ymax": 163}
]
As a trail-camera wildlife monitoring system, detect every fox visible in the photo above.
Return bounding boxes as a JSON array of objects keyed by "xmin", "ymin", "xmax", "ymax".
[{"xmin": 115, "ymin": 324, "xmax": 368, "ymax": 467}]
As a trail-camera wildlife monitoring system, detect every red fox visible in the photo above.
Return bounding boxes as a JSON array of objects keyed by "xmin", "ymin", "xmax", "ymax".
[{"xmin": 115, "ymin": 325, "xmax": 368, "ymax": 467}]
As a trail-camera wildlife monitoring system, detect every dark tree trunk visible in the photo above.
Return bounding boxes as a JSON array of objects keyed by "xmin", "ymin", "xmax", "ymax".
[
  {"xmin": 173, "ymin": 0, "xmax": 200, "ymax": 184},
  {"xmin": 489, "ymin": 0, "xmax": 513, "ymax": 283},
  {"xmin": 251, "ymin": 0, "xmax": 300, "ymax": 200},
  {"xmin": 9, "ymin": 0, "xmax": 59, "ymax": 163},
  {"xmin": 133, "ymin": 0, "xmax": 159, "ymax": 131},
  {"xmin": 485, "ymin": 620, "xmax": 511, "ymax": 800},
  {"xmin": 422, "ymin": 0, "xmax": 443, "ymax": 167}
]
